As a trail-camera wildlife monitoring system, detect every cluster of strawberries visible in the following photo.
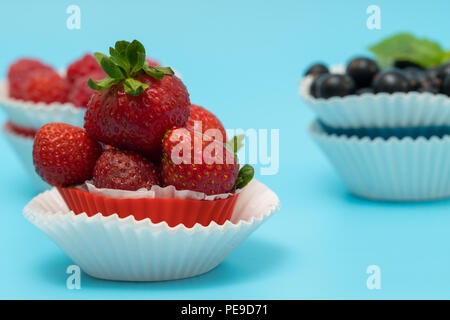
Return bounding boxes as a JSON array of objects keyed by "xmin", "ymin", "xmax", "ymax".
[
  {"xmin": 8, "ymin": 54, "xmax": 103, "ymax": 106},
  {"xmin": 32, "ymin": 40, "xmax": 253, "ymax": 196},
  {"xmin": 8, "ymin": 53, "xmax": 161, "ymax": 107}
]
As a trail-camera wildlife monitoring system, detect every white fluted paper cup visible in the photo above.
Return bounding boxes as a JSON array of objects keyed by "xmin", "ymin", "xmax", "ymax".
[
  {"xmin": 0, "ymin": 81, "xmax": 85, "ymax": 130},
  {"xmin": 299, "ymin": 65, "xmax": 450, "ymax": 128},
  {"xmin": 2, "ymin": 124, "xmax": 50, "ymax": 192},
  {"xmin": 309, "ymin": 120, "xmax": 450, "ymax": 201},
  {"xmin": 23, "ymin": 179, "xmax": 280, "ymax": 281}
]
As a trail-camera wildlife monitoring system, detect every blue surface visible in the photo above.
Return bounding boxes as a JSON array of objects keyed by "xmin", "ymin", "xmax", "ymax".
[{"xmin": 1, "ymin": 0, "xmax": 450, "ymax": 299}]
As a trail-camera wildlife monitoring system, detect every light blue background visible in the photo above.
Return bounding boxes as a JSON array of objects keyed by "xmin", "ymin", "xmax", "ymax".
[{"xmin": 1, "ymin": 0, "xmax": 450, "ymax": 299}]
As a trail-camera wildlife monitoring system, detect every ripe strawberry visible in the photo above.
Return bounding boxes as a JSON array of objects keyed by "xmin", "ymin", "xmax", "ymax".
[
  {"xmin": 84, "ymin": 40, "xmax": 190, "ymax": 156},
  {"xmin": 23, "ymin": 70, "xmax": 69, "ymax": 103},
  {"xmin": 161, "ymin": 127, "xmax": 253, "ymax": 195},
  {"xmin": 7, "ymin": 58, "xmax": 54, "ymax": 99},
  {"xmin": 186, "ymin": 104, "xmax": 227, "ymax": 141},
  {"xmin": 4, "ymin": 121, "xmax": 36, "ymax": 138},
  {"xmin": 33, "ymin": 123, "xmax": 102, "ymax": 187},
  {"xmin": 93, "ymin": 149, "xmax": 160, "ymax": 191},
  {"xmin": 66, "ymin": 54, "xmax": 105, "ymax": 84},
  {"xmin": 67, "ymin": 71, "xmax": 105, "ymax": 107}
]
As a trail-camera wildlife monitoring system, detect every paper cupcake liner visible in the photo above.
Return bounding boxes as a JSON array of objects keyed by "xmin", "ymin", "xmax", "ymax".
[
  {"xmin": 318, "ymin": 121, "xmax": 450, "ymax": 140},
  {"xmin": 0, "ymin": 81, "xmax": 85, "ymax": 130},
  {"xmin": 57, "ymin": 186, "xmax": 239, "ymax": 228},
  {"xmin": 2, "ymin": 124, "xmax": 50, "ymax": 192},
  {"xmin": 309, "ymin": 120, "xmax": 450, "ymax": 201},
  {"xmin": 23, "ymin": 179, "xmax": 280, "ymax": 281},
  {"xmin": 299, "ymin": 64, "xmax": 450, "ymax": 128},
  {"xmin": 84, "ymin": 180, "xmax": 238, "ymax": 200}
]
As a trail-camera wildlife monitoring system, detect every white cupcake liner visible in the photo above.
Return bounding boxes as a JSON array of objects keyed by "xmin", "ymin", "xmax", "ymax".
[
  {"xmin": 299, "ymin": 64, "xmax": 450, "ymax": 128},
  {"xmin": 23, "ymin": 179, "xmax": 280, "ymax": 281},
  {"xmin": 0, "ymin": 81, "xmax": 85, "ymax": 130},
  {"xmin": 83, "ymin": 180, "xmax": 240, "ymax": 200},
  {"xmin": 309, "ymin": 120, "xmax": 450, "ymax": 201},
  {"xmin": 2, "ymin": 124, "xmax": 50, "ymax": 192}
]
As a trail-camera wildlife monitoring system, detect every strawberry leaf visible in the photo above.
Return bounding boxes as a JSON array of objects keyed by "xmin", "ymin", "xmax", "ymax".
[
  {"xmin": 90, "ymin": 40, "xmax": 174, "ymax": 96},
  {"xmin": 94, "ymin": 52, "xmax": 108, "ymax": 65},
  {"xmin": 234, "ymin": 164, "xmax": 254, "ymax": 190},
  {"xmin": 143, "ymin": 65, "xmax": 175, "ymax": 79},
  {"xmin": 143, "ymin": 65, "xmax": 164, "ymax": 79},
  {"xmin": 153, "ymin": 66, "xmax": 175, "ymax": 75},
  {"xmin": 127, "ymin": 40, "xmax": 146, "ymax": 74},
  {"xmin": 100, "ymin": 56, "xmax": 126, "ymax": 79},
  {"xmin": 123, "ymin": 78, "xmax": 149, "ymax": 96},
  {"xmin": 87, "ymin": 77, "xmax": 120, "ymax": 90},
  {"xmin": 115, "ymin": 41, "xmax": 130, "ymax": 57},
  {"xmin": 109, "ymin": 47, "xmax": 130, "ymax": 73},
  {"xmin": 226, "ymin": 134, "xmax": 245, "ymax": 153}
]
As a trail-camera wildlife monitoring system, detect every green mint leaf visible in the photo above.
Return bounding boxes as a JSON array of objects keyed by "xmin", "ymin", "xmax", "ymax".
[
  {"xmin": 127, "ymin": 40, "xmax": 146, "ymax": 74},
  {"xmin": 369, "ymin": 33, "xmax": 445, "ymax": 68},
  {"xmin": 443, "ymin": 51, "xmax": 450, "ymax": 64},
  {"xmin": 226, "ymin": 134, "xmax": 245, "ymax": 153},
  {"xmin": 100, "ymin": 56, "xmax": 126, "ymax": 79},
  {"xmin": 87, "ymin": 77, "xmax": 119, "ymax": 90},
  {"xmin": 123, "ymin": 78, "xmax": 149, "ymax": 96},
  {"xmin": 234, "ymin": 164, "xmax": 254, "ymax": 190}
]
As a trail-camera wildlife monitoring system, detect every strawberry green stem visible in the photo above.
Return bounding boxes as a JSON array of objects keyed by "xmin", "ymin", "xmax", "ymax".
[{"xmin": 88, "ymin": 40, "xmax": 174, "ymax": 96}]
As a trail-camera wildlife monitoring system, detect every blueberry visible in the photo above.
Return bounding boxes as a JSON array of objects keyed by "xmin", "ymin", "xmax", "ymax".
[
  {"xmin": 403, "ymin": 67, "xmax": 425, "ymax": 89},
  {"xmin": 440, "ymin": 75, "xmax": 450, "ymax": 96},
  {"xmin": 355, "ymin": 87, "xmax": 374, "ymax": 95},
  {"xmin": 394, "ymin": 60, "xmax": 424, "ymax": 70},
  {"xmin": 405, "ymin": 71, "xmax": 431, "ymax": 91},
  {"xmin": 426, "ymin": 66, "xmax": 439, "ymax": 78},
  {"xmin": 418, "ymin": 87, "xmax": 439, "ymax": 94},
  {"xmin": 372, "ymin": 69, "xmax": 410, "ymax": 93},
  {"xmin": 305, "ymin": 63, "xmax": 329, "ymax": 98},
  {"xmin": 309, "ymin": 78, "xmax": 319, "ymax": 97},
  {"xmin": 437, "ymin": 62, "xmax": 450, "ymax": 81},
  {"xmin": 316, "ymin": 74, "xmax": 355, "ymax": 99},
  {"xmin": 423, "ymin": 67, "xmax": 442, "ymax": 89},
  {"xmin": 346, "ymin": 57, "xmax": 379, "ymax": 88},
  {"xmin": 403, "ymin": 67, "xmax": 423, "ymax": 75},
  {"xmin": 304, "ymin": 63, "xmax": 328, "ymax": 77}
]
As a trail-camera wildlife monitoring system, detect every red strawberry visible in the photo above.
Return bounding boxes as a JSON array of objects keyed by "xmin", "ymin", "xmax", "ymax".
[
  {"xmin": 67, "ymin": 71, "xmax": 105, "ymax": 107},
  {"xmin": 186, "ymin": 104, "xmax": 227, "ymax": 141},
  {"xmin": 4, "ymin": 121, "xmax": 36, "ymax": 138},
  {"xmin": 93, "ymin": 149, "xmax": 160, "ymax": 191},
  {"xmin": 160, "ymin": 127, "xmax": 242, "ymax": 195},
  {"xmin": 84, "ymin": 40, "xmax": 190, "ymax": 156},
  {"xmin": 33, "ymin": 123, "xmax": 102, "ymax": 187},
  {"xmin": 7, "ymin": 58, "xmax": 54, "ymax": 99},
  {"xmin": 23, "ymin": 70, "xmax": 69, "ymax": 103},
  {"xmin": 66, "ymin": 54, "xmax": 105, "ymax": 84}
]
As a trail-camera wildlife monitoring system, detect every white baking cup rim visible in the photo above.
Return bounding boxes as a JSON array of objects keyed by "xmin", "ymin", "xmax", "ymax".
[{"xmin": 0, "ymin": 80, "xmax": 85, "ymax": 129}]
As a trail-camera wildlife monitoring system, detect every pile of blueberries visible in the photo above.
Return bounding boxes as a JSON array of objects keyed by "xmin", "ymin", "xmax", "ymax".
[{"xmin": 305, "ymin": 57, "xmax": 450, "ymax": 99}]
